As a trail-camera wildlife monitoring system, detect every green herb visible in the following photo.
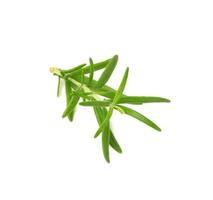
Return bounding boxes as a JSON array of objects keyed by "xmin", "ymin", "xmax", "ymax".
[{"xmin": 50, "ymin": 55, "xmax": 170, "ymax": 163}]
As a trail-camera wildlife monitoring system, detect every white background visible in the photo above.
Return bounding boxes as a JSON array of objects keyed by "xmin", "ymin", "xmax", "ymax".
[{"xmin": 0, "ymin": 0, "xmax": 213, "ymax": 199}]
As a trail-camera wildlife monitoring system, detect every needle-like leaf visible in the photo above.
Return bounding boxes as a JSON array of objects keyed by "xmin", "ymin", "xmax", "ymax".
[
  {"xmin": 62, "ymin": 95, "xmax": 80, "ymax": 118},
  {"xmin": 102, "ymin": 122, "xmax": 111, "ymax": 163},
  {"xmin": 88, "ymin": 58, "xmax": 94, "ymax": 85},
  {"xmin": 110, "ymin": 133, "xmax": 122, "ymax": 153},
  {"xmin": 57, "ymin": 77, "xmax": 61, "ymax": 97},
  {"xmin": 117, "ymin": 105, "xmax": 161, "ymax": 131},
  {"xmin": 93, "ymin": 106, "xmax": 122, "ymax": 153},
  {"xmin": 94, "ymin": 107, "xmax": 113, "ymax": 138},
  {"xmin": 65, "ymin": 80, "xmax": 74, "ymax": 121},
  {"xmin": 96, "ymin": 55, "xmax": 118, "ymax": 88},
  {"xmin": 62, "ymin": 63, "xmax": 86, "ymax": 74},
  {"xmin": 118, "ymin": 96, "xmax": 171, "ymax": 104},
  {"xmin": 112, "ymin": 67, "xmax": 129, "ymax": 105},
  {"xmin": 80, "ymin": 100, "xmax": 110, "ymax": 107},
  {"xmin": 68, "ymin": 58, "xmax": 110, "ymax": 77},
  {"xmin": 95, "ymin": 90, "xmax": 116, "ymax": 98},
  {"xmin": 81, "ymin": 68, "xmax": 85, "ymax": 85},
  {"xmin": 101, "ymin": 107, "xmax": 122, "ymax": 153},
  {"xmin": 81, "ymin": 94, "xmax": 170, "ymax": 106}
]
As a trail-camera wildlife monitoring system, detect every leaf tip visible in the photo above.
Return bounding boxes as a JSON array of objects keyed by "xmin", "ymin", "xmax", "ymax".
[
  {"xmin": 113, "ymin": 54, "xmax": 119, "ymax": 60},
  {"xmin": 118, "ymin": 149, "xmax": 122, "ymax": 153},
  {"xmin": 89, "ymin": 57, "xmax": 93, "ymax": 62},
  {"xmin": 79, "ymin": 102, "xmax": 84, "ymax": 106},
  {"xmin": 62, "ymin": 111, "xmax": 68, "ymax": 118},
  {"xmin": 104, "ymin": 155, "xmax": 110, "ymax": 163},
  {"xmin": 156, "ymin": 127, "xmax": 162, "ymax": 132}
]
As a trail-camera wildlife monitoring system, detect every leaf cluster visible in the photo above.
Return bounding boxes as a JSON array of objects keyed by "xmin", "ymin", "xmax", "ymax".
[{"xmin": 50, "ymin": 55, "xmax": 170, "ymax": 163}]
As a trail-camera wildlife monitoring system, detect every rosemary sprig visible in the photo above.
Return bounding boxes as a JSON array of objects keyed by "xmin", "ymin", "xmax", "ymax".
[{"xmin": 50, "ymin": 55, "xmax": 170, "ymax": 163}]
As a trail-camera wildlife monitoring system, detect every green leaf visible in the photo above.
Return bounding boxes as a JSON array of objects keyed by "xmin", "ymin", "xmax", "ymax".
[
  {"xmin": 92, "ymin": 89, "xmax": 129, "ymax": 101},
  {"xmin": 62, "ymin": 63, "xmax": 86, "ymax": 74},
  {"xmin": 102, "ymin": 122, "xmax": 111, "ymax": 163},
  {"xmin": 57, "ymin": 77, "xmax": 61, "ymax": 97},
  {"xmin": 83, "ymin": 93, "xmax": 170, "ymax": 106},
  {"xmin": 112, "ymin": 67, "xmax": 129, "ymax": 105},
  {"xmin": 65, "ymin": 80, "xmax": 72, "ymax": 102},
  {"xmin": 101, "ymin": 108, "xmax": 122, "ymax": 153},
  {"xmin": 93, "ymin": 106, "xmax": 103, "ymax": 124},
  {"xmin": 80, "ymin": 100, "xmax": 110, "ymax": 107},
  {"xmin": 118, "ymin": 105, "xmax": 161, "ymax": 131},
  {"xmin": 81, "ymin": 68, "xmax": 85, "ymax": 84},
  {"xmin": 68, "ymin": 58, "xmax": 110, "ymax": 77},
  {"xmin": 62, "ymin": 95, "xmax": 80, "ymax": 118},
  {"xmin": 94, "ymin": 107, "xmax": 113, "ymax": 138},
  {"xmin": 95, "ymin": 90, "xmax": 116, "ymax": 99},
  {"xmin": 113, "ymin": 105, "xmax": 125, "ymax": 114},
  {"xmin": 118, "ymin": 96, "xmax": 171, "ymax": 104},
  {"xmin": 109, "ymin": 133, "xmax": 122, "ymax": 153},
  {"xmin": 93, "ymin": 106, "xmax": 122, "ymax": 153},
  {"xmin": 96, "ymin": 55, "xmax": 118, "ymax": 88},
  {"xmin": 65, "ymin": 80, "xmax": 74, "ymax": 121},
  {"xmin": 88, "ymin": 58, "xmax": 94, "ymax": 85}
]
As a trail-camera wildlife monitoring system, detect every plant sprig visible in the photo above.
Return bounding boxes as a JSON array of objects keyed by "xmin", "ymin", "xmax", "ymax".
[{"xmin": 50, "ymin": 55, "xmax": 170, "ymax": 163}]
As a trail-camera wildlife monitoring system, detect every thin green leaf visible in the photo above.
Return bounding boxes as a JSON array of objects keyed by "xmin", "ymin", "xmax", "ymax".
[
  {"xmin": 68, "ymin": 109, "xmax": 74, "ymax": 121},
  {"xmin": 62, "ymin": 63, "xmax": 86, "ymax": 74},
  {"xmin": 88, "ymin": 94, "xmax": 170, "ymax": 105},
  {"xmin": 118, "ymin": 105, "xmax": 161, "ymax": 131},
  {"xmin": 95, "ymin": 90, "xmax": 116, "ymax": 99},
  {"xmin": 110, "ymin": 133, "xmax": 122, "ymax": 153},
  {"xmin": 118, "ymin": 96, "xmax": 171, "ymax": 104},
  {"xmin": 93, "ymin": 107, "xmax": 122, "ymax": 153},
  {"xmin": 102, "ymin": 122, "xmax": 111, "ymax": 163},
  {"xmin": 94, "ymin": 107, "xmax": 113, "ymax": 138},
  {"xmin": 80, "ymin": 100, "xmax": 110, "ymax": 107},
  {"xmin": 112, "ymin": 67, "xmax": 129, "ymax": 105},
  {"xmin": 93, "ymin": 106, "xmax": 103, "ymax": 124},
  {"xmin": 65, "ymin": 80, "xmax": 72, "ymax": 102},
  {"xmin": 62, "ymin": 95, "xmax": 80, "ymax": 118},
  {"xmin": 88, "ymin": 58, "xmax": 94, "ymax": 85},
  {"xmin": 96, "ymin": 55, "xmax": 118, "ymax": 88},
  {"xmin": 101, "ymin": 108, "xmax": 122, "ymax": 153},
  {"xmin": 92, "ymin": 89, "xmax": 129, "ymax": 101},
  {"xmin": 81, "ymin": 68, "xmax": 85, "ymax": 84},
  {"xmin": 57, "ymin": 77, "xmax": 61, "ymax": 97},
  {"xmin": 68, "ymin": 58, "xmax": 110, "ymax": 77},
  {"xmin": 113, "ymin": 105, "xmax": 125, "ymax": 114},
  {"xmin": 65, "ymin": 80, "xmax": 74, "ymax": 121}
]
